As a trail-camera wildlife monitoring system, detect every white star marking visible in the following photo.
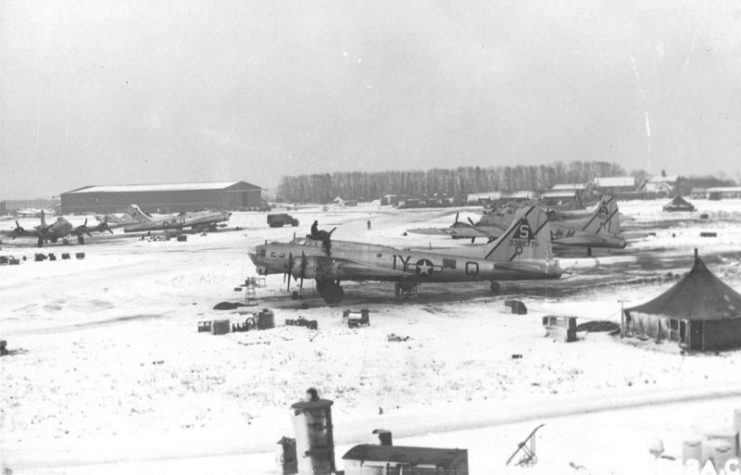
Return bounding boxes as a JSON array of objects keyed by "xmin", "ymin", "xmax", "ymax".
[{"xmin": 417, "ymin": 260, "xmax": 432, "ymax": 276}]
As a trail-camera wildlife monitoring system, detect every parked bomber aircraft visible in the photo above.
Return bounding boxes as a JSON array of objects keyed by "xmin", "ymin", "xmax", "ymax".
[
  {"xmin": 549, "ymin": 195, "xmax": 626, "ymax": 254},
  {"xmin": 122, "ymin": 205, "xmax": 231, "ymax": 233},
  {"xmin": 407, "ymin": 211, "xmax": 510, "ymax": 243},
  {"xmin": 2, "ymin": 211, "xmax": 113, "ymax": 247},
  {"xmin": 407, "ymin": 195, "xmax": 625, "ymax": 255},
  {"xmin": 249, "ymin": 206, "xmax": 561, "ymax": 304},
  {"xmin": 13, "ymin": 208, "xmax": 55, "ymax": 218}
]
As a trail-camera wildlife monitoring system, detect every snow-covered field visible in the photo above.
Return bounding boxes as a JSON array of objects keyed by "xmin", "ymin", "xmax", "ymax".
[{"xmin": 1, "ymin": 199, "xmax": 741, "ymax": 474}]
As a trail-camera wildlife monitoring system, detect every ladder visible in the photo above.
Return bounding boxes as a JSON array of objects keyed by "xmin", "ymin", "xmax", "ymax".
[
  {"xmin": 243, "ymin": 277, "xmax": 265, "ymax": 305},
  {"xmin": 506, "ymin": 423, "xmax": 545, "ymax": 467}
]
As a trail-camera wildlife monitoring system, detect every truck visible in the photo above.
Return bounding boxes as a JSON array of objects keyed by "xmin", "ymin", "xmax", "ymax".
[{"xmin": 267, "ymin": 213, "xmax": 299, "ymax": 228}]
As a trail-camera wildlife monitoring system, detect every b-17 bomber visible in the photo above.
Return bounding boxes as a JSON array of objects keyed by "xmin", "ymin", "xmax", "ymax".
[{"xmin": 249, "ymin": 206, "xmax": 562, "ymax": 303}]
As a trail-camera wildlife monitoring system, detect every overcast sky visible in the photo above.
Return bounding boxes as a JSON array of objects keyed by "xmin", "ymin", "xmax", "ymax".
[{"xmin": 2, "ymin": 0, "xmax": 740, "ymax": 199}]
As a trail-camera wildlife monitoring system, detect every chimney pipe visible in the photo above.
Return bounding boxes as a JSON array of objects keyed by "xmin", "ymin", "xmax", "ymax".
[{"xmin": 373, "ymin": 429, "xmax": 392, "ymax": 446}]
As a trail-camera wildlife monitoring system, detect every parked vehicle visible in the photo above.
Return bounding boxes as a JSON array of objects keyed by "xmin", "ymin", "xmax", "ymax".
[{"xmin": 267, "ymin": 213, "xmax": 299, "ymax": 228}]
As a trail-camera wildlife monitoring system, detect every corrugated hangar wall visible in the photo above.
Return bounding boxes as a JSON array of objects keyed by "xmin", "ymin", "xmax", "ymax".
[{"xmin": 61, "ymin": 182, "xmax": 262, "ymax": 214}]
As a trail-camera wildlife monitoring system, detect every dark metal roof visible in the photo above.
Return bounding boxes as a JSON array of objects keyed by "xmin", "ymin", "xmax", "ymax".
[
  {"xmin": 62, "ymin": 181, "xmax": 260, "ymax": 194},
  {"xmin": 663, "ymin": 196, "xmax": 695, "ymax": 211},
  {"xmin": 342, "ymin": 444, "xmax": 467, "ymax": 466},
  {"xmin": 290, "ymin": 399, "xmax": 334, "ymax": 410},
  {"xmin": 627, "ymin": 257, "xmax": 741, "ymax": 320}
]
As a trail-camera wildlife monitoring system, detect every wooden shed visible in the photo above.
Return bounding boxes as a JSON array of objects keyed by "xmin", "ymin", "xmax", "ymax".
[{"xmin": 342, "ymin": 444, "xmax": 468, "ymax": 474}]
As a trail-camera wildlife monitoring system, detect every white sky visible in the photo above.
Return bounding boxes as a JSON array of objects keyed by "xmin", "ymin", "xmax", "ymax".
[{"xmin": 2, "ymin": 0, "xmax": 740, "ymax": 199}]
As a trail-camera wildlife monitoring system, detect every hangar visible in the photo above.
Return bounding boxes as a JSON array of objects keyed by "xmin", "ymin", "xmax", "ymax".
[{"xmin": 61, "ymin": 181, "xmax": 262, "ymax": 214}]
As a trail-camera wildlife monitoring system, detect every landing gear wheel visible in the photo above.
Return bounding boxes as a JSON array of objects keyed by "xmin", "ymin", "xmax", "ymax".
[
  {"xmin": 77, "ymin": 235, "xmax": 85, "ymax": 245},
  {"xmin": 394, "ymin": 282, "xmax": 418, "ymax": 299},
  {"xmin": 490, "ymin": 282, "xmax": 500, "ymax": 293},
  {"xmin": 37, "ymin": 238, "xmax": 44, "ymax": 248},
  {"xmin": 316, "ymin": 280, "xmax": 330, "ymax": 295},
  {"xmin": 322, "ymin": 283, "xmax": 344, "ymax": 304}
]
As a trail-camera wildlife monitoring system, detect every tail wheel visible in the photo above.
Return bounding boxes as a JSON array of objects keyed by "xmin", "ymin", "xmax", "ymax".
[{"xmin": 490, "ymin": 282, "xmax": 500, "ymax": 293}]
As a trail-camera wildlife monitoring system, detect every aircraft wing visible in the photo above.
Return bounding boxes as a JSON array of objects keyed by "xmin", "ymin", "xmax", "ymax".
[
  {"xmin": 334, "ymin": 261, "xmax": 413, "ymax": 280},
  {"xmin": 407, "ymin": 226, "xmax": 496, "ymax": 239},
  {"xmin": 449, "ymin": 227, "xmax": 497, "ymax": 238},
  {"xmin": 551, "ymin": 232, "xmax": 627, "ymax": 249},
  {"xmin": 406, "ymin": 227, "xmax": 459, "ymax": 236},
  {"xmin": 1, "ymin": 228, "xmax": 40, "ymax": 238}
]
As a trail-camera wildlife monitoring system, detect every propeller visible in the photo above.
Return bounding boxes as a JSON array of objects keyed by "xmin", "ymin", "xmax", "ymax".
[
  {"xmin": 298, "ymin": 251, "xmax": 307, "ymax": 292},
  {"xmin": 11, "ymin": 221, "xmax": 25, "ymax": 239},
  {"xmin": 286, "ymin": 252, "xmax": 294, "ymax": 292},
  {"xmin": 286, "ymin": 251, "xmax": 309, "ymax": 293},
  {"xmin": 95, "ymin": 217, "xmax": 114, "ymax": 234},
  {"xmin": 467, "ymin": 217, "xmax": 476, "ymax": 226},
  {"xmin": 73, "ymin": 219, "xmax": 92, "ymax": 238}
]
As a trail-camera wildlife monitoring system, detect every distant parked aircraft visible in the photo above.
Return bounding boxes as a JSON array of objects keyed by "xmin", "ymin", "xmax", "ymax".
[
  {"xmin": 408, "ymin": 196, "xmax": 625, "ymax": 255},
  {"xmin": 407, "ymin": 212, "xmax": 508, "ymax": 243},
  {"xmin": 546, "ymin": 198, "xmax": 625, "ymax": 256},
  {"xmin": 122, "ymin": 204, "xmax": 231, "ymax": 233},
  {"xmin": 3, "ymin": 211, "xmax": 113, "ymax": 247},
  {"xmin": 14, "ymin": 208, "xmax": 54, "ymax": 218}
]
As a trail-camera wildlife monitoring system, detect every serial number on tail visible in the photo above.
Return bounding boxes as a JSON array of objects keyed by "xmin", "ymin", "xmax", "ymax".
[{"xmin": 509, "ymin": 239, "xmax": 538, "ymax": 248}]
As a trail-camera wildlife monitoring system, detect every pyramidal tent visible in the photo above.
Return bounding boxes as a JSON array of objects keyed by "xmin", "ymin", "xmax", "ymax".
[
  {"xmin": 622, "ymin": 252, "xmax": 741, "ymax": 351},
  {"xmin": 663, "ymin": 195, "xmax": 696, "ymax": 212}
]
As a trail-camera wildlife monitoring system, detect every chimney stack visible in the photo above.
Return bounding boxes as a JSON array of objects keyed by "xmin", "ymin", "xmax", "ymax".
[{"xmin": 373, "ymin": 429, "xmax": 393, "ymax": 446}]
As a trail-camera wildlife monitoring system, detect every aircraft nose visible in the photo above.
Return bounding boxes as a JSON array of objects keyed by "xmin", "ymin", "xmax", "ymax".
[{"xmin": 247, "ymin": 247, "xmax": 259, "ymax": 264}]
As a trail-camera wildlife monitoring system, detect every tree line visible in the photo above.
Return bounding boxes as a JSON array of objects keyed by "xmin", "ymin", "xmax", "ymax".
[{"xmin": 276, "ymin": 161, "xmax": 628, "ymax": 203}]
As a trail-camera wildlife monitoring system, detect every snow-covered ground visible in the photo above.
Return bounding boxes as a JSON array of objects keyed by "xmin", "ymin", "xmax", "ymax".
[{"xmin": 1, "ymin": 199, "xmax": 741, "ymax": 474}]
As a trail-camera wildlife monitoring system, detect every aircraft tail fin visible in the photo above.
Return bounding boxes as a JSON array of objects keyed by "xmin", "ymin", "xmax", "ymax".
[
  {"xmin": 581, "ymin": 195, "xmax": 620, "ymax": 234},
  {"xmin": 126, "ymin": 204, "xmax": 152, "ymax": 223},
  {"xmin": 481, "ymin": 206, "xmax": 553, "ymax": 261}
]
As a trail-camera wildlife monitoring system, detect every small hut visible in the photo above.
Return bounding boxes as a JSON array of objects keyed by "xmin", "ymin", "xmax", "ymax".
[
  {"xmin": 663, "ymin": 196, "xmax": 696, "ymax": 212},
  {"xmin": 622, "ymin": 251, "xmax": 741, "ymax": 351}
]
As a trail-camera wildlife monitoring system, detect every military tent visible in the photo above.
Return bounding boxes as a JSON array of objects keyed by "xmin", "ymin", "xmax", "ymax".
[
  {"xmin": 622, "ymin": 252, "xmax": 741, "ymax": 351},
  {"xmin": 663, "ymin": 195, "xmax": 696, "ymax": 212}
]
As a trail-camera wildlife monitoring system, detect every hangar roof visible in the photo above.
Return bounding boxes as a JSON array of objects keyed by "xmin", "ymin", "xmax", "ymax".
[
  {"xmin": 593, "ymin": 176, "xmax": 636, "ymax": 188},
  {"xmin": 65, "ymin": 181, "xmax": 260, "ymax": 194},
  {"xmin": 552, "ymin": 183, "xmax": 586, "ymax": 191}
]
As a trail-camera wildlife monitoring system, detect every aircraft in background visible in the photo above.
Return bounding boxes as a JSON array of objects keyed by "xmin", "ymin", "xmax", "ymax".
[
  {"xmin": 249, "ymin": 206, "xmax": 561, "ymax": 304},
  {"xmin": 2, "ymin": 211, "xmax": 113, "ymax": 247},
  {"xmin": 548, "ymin": 195, "xmax": 626, "ymax": 255},
  {"xmin": 407, "ymin": 195, "xmax": 626, "ymax": 255},
  {"xmin": 122, "ymin": 204, "xmax": 231, "ymax": 234},
  {"xmin": 407, "ymin": 211, "xmax": 509, "ymax": 243},
  {"xmin": 14, "ymin": 208, "xmax": 55, "ymax": 218}
]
